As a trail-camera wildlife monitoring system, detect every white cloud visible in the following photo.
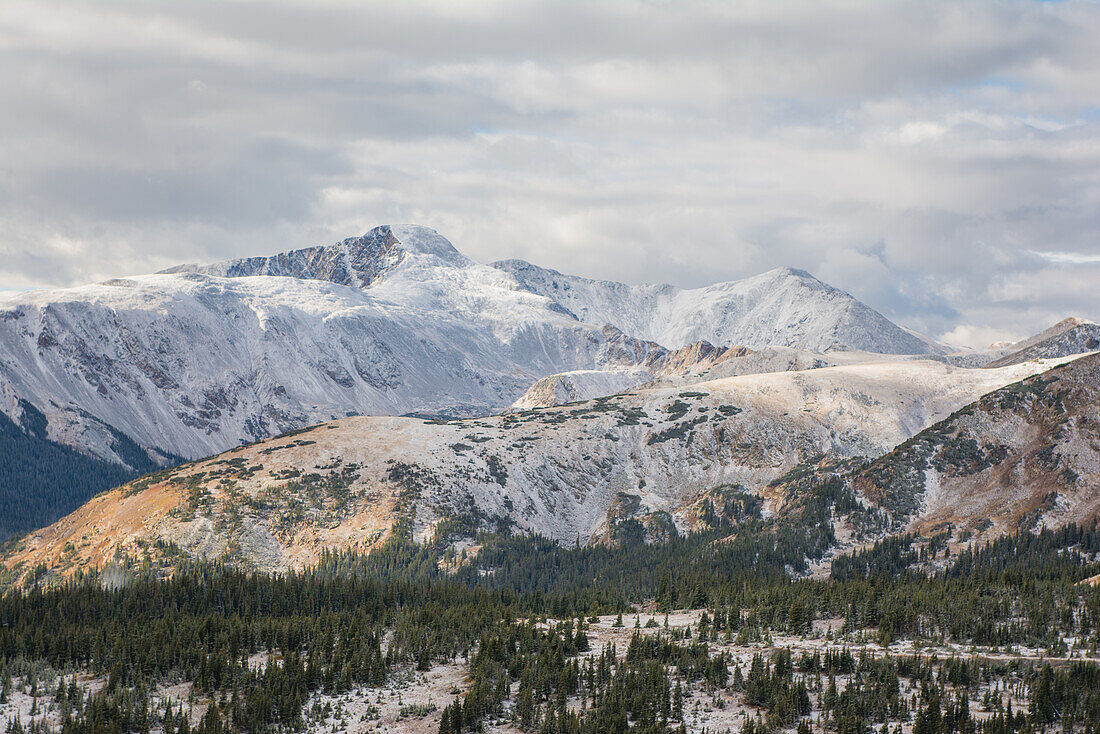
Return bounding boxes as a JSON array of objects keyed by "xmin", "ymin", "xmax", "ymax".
[
  {"xmin": 0, "ymin": 0, "xmax": 1098, "ymax": 341},
  {"xmin": 893, "ymin": 121, "xmax": 948, "ymax": 145},
  {"xmin": 1029, "ymin": 250, "xmax": 1100, "ymax": 265},
  {"xmin": 939, "ymin": 324, "xmax": 1022, "ymax": 351}
]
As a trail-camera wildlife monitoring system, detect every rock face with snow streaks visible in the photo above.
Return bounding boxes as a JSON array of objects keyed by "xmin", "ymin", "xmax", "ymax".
[
  {"xmin": 857, "ymin": 352, "xmax": 1100, "ymax": 538},
  {"xmin": 985, "ymin": 318, "xmax": 1100, "ymax": 368}
]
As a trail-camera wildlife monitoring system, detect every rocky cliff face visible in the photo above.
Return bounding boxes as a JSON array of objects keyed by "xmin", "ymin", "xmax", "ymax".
[{"xmin": 165, "ymin": 225, "xmax": 473, "ymax": 286}]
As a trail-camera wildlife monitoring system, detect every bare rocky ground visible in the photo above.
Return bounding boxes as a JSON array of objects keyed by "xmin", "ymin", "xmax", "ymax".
[
  {"xmin": 0, "ymin": 671, "xmax": 205, "ymax": 734},
  {"xmin": 301, "ymin": 662, "xmax": 467, "ymax": 734}
]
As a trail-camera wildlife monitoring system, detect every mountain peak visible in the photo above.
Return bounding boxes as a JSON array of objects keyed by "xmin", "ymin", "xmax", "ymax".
[
  {"xmin": 763, "ymin": 265, "xmax": 816, "ymax": 281},
  {"xmin": 386, "ymin": 224, "xmax": 471, "ymax": 267},
  {"xmin": 986, "ymin": 317, "xmax": 1100, "ymax": 368},
  {"xmin": 161, "ymin": 224, "xmax": 470, "ymax": 288},
  {"xmin": 1006, "ymin": 316, "xmax": 1094, "ymax": 351},
  {"xmin": 741, "ymin": 265, "xmax": 835, "ymax": 294},
  {"xmin": 496, "ymin": 258, "xmax": 939, "ymax": 354}
]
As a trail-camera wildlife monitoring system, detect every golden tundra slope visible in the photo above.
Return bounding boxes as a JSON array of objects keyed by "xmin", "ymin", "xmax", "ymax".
[{"xmin": 2, "ymin": 355, "xmax": 1089, "ymax": 583}]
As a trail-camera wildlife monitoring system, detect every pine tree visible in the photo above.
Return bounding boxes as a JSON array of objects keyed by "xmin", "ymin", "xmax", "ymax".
[{"xmin": 1029, "ymin": 663, "xmax": 1056, "ymax": 725}]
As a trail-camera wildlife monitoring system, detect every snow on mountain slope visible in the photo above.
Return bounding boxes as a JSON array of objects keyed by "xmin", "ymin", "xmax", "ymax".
[
  {"xmin": 509, "ymin": 344, "xmax": 836, "ymax": 410},
  {"xmin": 493, "ymin": 260, "xmax": 943, "ymax": 354},
  {"xmin": 164, "ymin": 224, "xmax": 472, "ymax": 283},
  {"xmin": 855, "ymin": 352, "xmax": 1100, "ymax": 539},
  {"xmin": 0, "ymin": 223, "xmax": 948, "ymax": 536},
  {"xmin": 511, "ymin": 342, "xmax": 751, "ymax": 409},
  {"xmin": 1003, "ymin": 316, "xmax": 1093, "ymax": 353},
  {"xmin": 4, "ymin": 355, "xmax": 1075, "ymax": 579},
  {"xmin": 511, "ymin": 345, "xmax": 948, "ymax": 412},
  {"xmin": 985, "ymin": 319, "xmax": 1100, "ymax": 368},
  {"xmin": 0, "ymin": 227, "xmax": 947, "ymax": 466},
  {"xmin": 510, "ymin": 368, "xmax": 656, "ymax": 411},
  {"xmin": 926, "ymin": 317, "xmax": 1099, "ymax": 369},
  {"xmin": 0, "ymin": 262, "xmax": 646, "ymax": 466},
  {"xmin": 645, "ymin": 346, "xmax": 834, "ymax": 389}
]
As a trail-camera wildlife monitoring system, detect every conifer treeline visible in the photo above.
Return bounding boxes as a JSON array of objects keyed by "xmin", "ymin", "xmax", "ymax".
[{"xmin": 2, "ymin": 518, "xmax": 1099, "ymax": 731}]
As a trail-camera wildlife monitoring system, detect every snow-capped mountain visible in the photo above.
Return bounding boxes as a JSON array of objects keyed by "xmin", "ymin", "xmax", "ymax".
[
  {"xmin": 0, "ymin": 227, "xmax": 663, "ymax": 465},
  {"xmin": 0, "ymin": 224, "xmax": 941, "ymax": 536},
  {"xmin": 494, "ymin": 259, "xmax": 944, "ymax": 354}
]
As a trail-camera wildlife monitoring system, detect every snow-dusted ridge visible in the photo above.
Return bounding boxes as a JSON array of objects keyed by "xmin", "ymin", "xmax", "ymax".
[
  {"xmin": 512, "ymin": 345, "xmax": 835, "ymax": 410},
  {"xmin": 0, "ymin": 225, "xmax": 943, "ymax": 461},
  {"xmin": 163, "ymin": 224, "xmax": 473, "ymax": 285},
  {"xmin": 985, "ymin": 318, "xmax": 1100, "ymax": 368},
  {"xmin": 855, "ymin": 351, "xmax": 1100, "ymax": 540},
  {"xmin": 4, "ymin": 354, "xmax": 1083, "ymax": 577},
  {"xmin": 494, "ymin": 260, "xmax": 945, "ymax": 354},
  {"xmin": 1, "ymin": 224, "xmax": 948, "ymax": 533}
]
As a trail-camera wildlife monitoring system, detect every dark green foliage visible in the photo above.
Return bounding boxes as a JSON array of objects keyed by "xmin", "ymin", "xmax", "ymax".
[
  {"xmin": 646, "ymin": 416, "xmax": 707, "ymax": 445},
  {"xmin": 485, "ymin": 454, "xmax": 508, "ymax": 486},
  {"xmin": 4, "ymin": 480, "xmax": 1100, "ymax": 733},
  {"xmin": 0, "ymin": 402, "xmax": 173, "ymax": 539},
  {"xmin": 832, "ymin": 534, "xmax": 920, "ymax": 581},
  {"xmin": 743, "ymin": 650, "xmax": 810, "ymax": 727},
  {"xmin": 663, "ymin": 400, "xmax": 692, "ymax": 421}
]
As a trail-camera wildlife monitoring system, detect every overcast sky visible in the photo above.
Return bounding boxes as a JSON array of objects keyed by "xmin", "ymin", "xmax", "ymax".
[{"xmin": 1, "ymin": 1, "xmax": 1098, "ymax": 348}]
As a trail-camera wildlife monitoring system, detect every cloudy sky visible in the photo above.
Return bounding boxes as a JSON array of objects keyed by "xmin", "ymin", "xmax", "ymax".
[{"xmin": 1, "ymin": 0, "xmax": 1098, "ymax": 348}]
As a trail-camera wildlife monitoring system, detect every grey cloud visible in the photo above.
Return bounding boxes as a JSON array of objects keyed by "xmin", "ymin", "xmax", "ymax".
[{"xmin": 1, "ymin": 0, "xmax": 1099, "ymax": 348}]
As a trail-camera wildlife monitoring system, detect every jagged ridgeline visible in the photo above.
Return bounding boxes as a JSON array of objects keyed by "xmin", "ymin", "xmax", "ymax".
[{"xmin": 1, "ymin": 224, "xmax": 949, "ymax": 537}]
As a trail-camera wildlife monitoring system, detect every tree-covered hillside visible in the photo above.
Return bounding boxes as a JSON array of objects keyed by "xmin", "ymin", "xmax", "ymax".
[
  {"xmin": 3, "ymin": 513, "xmax": 1100, "ymax": 733},
  {"xmin": 0, "ymin": 401, "xmax": 169, "ymax": 539}
]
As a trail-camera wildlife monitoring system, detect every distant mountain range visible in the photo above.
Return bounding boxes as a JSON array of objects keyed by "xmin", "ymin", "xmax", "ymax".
[
  {"xmin": 0, "ymin": 225, "xmax": 955, "ymax": 537},
  {"xmin": 493, "ymin": 259, "xmax": 944, "ymax": 355}
]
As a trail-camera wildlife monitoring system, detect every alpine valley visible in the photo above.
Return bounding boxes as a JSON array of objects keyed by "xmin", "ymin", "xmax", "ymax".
[{"xmin": 3, "ymin": 226, "xmax": 1100, "ymax": 734}]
